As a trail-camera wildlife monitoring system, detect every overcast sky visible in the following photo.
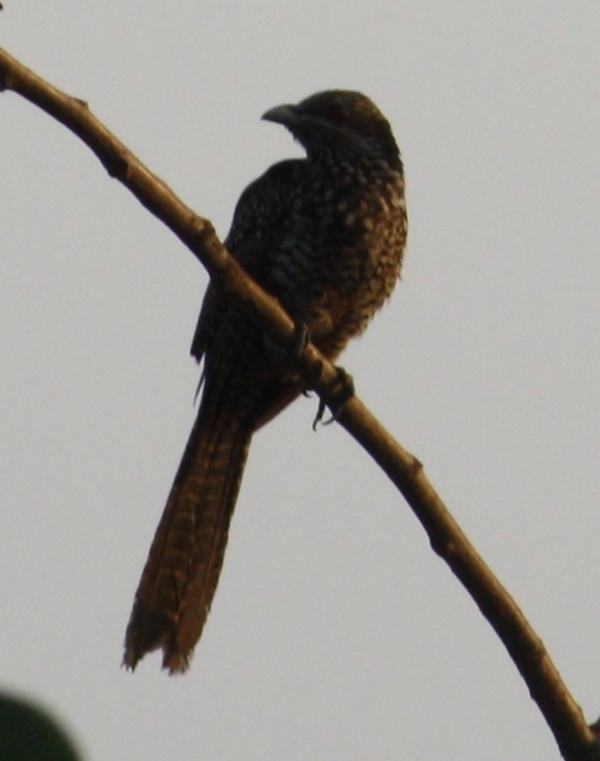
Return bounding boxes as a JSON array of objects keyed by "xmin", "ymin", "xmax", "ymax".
[{"xmin": 2, "ymin": 3, "xmax": 600, "ymax": 760}]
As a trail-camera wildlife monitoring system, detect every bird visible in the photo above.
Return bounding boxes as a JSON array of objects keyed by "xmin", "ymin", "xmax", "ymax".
[{"xmin": 123, "ymin": 90, "xmax": 408, "ymax": 674}]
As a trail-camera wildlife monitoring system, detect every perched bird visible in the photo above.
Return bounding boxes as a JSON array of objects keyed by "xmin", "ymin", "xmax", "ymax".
[{"xmin": 123, "ymin": 90, "xmax": 408, "ymax": 673}]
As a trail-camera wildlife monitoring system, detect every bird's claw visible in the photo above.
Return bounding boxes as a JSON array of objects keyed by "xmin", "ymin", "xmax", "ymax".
[{"xmin": 312, "ymin": 366, "xmax": 355, "ymax": 430}]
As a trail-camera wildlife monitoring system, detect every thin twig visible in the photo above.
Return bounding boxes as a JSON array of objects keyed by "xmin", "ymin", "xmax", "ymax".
[{"xmin": 0, "ymin": 45, "xmax": 596, "ymax": 760}]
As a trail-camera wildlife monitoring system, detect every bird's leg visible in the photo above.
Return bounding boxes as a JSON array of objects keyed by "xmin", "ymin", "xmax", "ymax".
[
  {"xmin": 285, "ymin": 322, "xmax": 356, "ymax": 428},
  {"xmin": 262, "ymin": 319, "xmax": 309, "ymax": 365},
  {"xmin": 287, "ymin": 321, "xmax": 321, "ymax": 398},
  {"xmin": 312, "ymin": 366, "xmax": 355, "ymax": 430},
  {"xmin": 290, "ymin": 320, "xmax": 310, "ymax": 357}
]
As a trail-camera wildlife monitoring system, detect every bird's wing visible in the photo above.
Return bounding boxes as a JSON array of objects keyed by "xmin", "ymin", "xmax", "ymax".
[{"xmin": 190, "ymin": 159, "xmax": 304, "ymax": 363}]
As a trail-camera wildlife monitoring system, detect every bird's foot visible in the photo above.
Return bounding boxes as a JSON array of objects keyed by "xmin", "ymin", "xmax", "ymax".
[{"xmin": 312, "ymin": 366, "xmax": 355, "ymax": 430}]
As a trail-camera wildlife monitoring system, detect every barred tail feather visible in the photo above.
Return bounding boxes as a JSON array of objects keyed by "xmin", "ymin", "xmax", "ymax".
[{"xmin": 123, "ymin": 402, "xmax": 252, "ymax": 673}]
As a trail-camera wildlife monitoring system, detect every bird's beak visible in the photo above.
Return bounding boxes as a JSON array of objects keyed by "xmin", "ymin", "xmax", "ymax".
[{"xmin": 262, "ymin": 103, "xmax": 298, "ymax": 126}]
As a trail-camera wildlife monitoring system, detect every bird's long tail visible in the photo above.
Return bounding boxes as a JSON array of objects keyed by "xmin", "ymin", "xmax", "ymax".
[{"xmin": 123, "ymin": 396, "xmax": 252, "ymax": 674}]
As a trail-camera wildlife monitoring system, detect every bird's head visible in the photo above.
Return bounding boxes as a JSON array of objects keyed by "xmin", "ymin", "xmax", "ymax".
[{"xmin": 262, "ymin": 90, "xmax": 401, "ymax": 168}]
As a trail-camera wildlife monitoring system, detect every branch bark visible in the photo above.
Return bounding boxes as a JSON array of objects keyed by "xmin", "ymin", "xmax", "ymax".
[{"xmin": 0, "ymin": 45, "xmax": 596, "ymax": 761}]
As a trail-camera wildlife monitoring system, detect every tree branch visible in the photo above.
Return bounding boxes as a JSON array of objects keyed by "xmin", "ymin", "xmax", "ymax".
[{"xmin": 0, "ymin": 45, "xmax": 596, "ymax": 760}]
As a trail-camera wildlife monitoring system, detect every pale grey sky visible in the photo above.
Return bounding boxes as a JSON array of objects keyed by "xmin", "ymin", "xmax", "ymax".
[{"xmin": 2, "ymin": 3, "xmax": 600, "ymax": 759}]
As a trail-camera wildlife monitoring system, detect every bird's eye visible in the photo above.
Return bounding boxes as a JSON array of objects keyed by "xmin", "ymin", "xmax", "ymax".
[{"xmin": 324, "ymin": 105, "xmax": 347, "ymax": 124}]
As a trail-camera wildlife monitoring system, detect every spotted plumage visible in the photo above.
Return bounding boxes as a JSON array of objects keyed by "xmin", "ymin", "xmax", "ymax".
[{"xmin": 124, "ymin": 90, "xmax": 408, "ymax": 673}]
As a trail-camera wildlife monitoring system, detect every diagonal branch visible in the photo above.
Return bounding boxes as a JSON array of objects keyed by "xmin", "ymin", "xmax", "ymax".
[{"xmin": 0, "ymin": 45, "xmax": 596, "ymax": 760}]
